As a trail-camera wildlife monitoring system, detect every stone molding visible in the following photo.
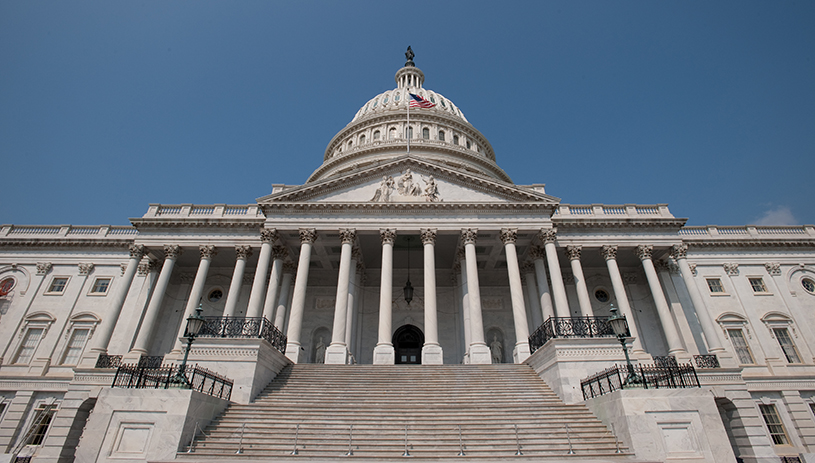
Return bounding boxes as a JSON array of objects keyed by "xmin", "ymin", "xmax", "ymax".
[
  {"xmin": 137, "ymin": 262, "xmax": 150, "ymax": 276},
  {"xmin": 272, "ymin": 245, "xmax": 288, "ymax": 260},
  {"xmin": 129, "ymin": 244, "xmax": 146, "ymax": 259},
  {"xmin": 688, "ymin": 263, "xmax": 698, "ymax": 276},
  {"xmin": 538, "ymin": 229, "xmax": 557, "ymax": 245},
  {"xmin": 529, "ymin": 246, "xmax": 545, "ymax": 260},
  {"xmin": 120, "ymin": 263, "xmax": 128, "ymax": 276},
  {"xmin": 199, "ymin": 245, "xmax": 217, "ymax": 259}
]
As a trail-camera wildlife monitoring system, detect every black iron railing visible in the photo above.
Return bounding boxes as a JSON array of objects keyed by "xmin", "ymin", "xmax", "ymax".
[
  {"xmin": 779, "ymin": 456, "xmax": 802, "ymax": 463},
  {"xmin": 137, "ymin": 355, "xmax": 164, "ymax": 368},
  {"xmin": 581, "ymin": 362, "xmax": 700, "ymax": 400},
  {"xmin": 112, "ymin": 363, "xmax": 232, "ymax": 400},
  {"xmin": 529, "ymin": 316, "xmax": 628, "ymax": 353},
  {"xmin": 95, "ymin": 354, "xmax": 123, "ymax": 369},
  {"xmin": 693, "ymin": 354, "xmax": 720, "ymax": 369},
  {"xmin": 198, "ymin": 316, "xmax": 287, "ymax": 353}
]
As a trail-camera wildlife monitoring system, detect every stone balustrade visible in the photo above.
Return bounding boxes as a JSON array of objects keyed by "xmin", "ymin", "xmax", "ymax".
[
  {"xmin": 0, "ymin": 224, "xmax": 137, "ymax": 238},
  {"xmin": 679, "ymin": 224, "xmax": 815, "ymax": 238},
  {"xmin": 554, "ymin": 203, "xmax": 674, "ymax": 218},
  {"xmin": 142, "ymin": 203, "xmax": 262, "ymax": 218}
]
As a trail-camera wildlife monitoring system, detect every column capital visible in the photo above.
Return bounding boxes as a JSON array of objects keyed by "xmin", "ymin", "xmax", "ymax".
[
  {"xmin": 299, "ymin": 228, "xmax": 318, "ymax": 244},
  {"xmin": 670, "ymin": 243, "xmax": 689, "ymax": 260},
  {"xmin": 339, "ymin": 228, "xmax": 357, "ymax": 245},
  {"xmin": 421, "ymin": 228, "xmax": 437, "ymax": 245},
  {"xmin": 688, "ymin": 263, "xmax": 697, "ymax": 276},
  {"xmin": 452, "ymin": 261, "xmax": 461, "ymax": 274},
  {"xmin": 456, "ymin": 248, "xmax": 466, "ymax": 262},
  {"xmin": 352, "ymin": 246, "xmax": 363, "ymax": 261},
  {"xmin": 565, "ymin": 245, "xmax": 582, "ymax": 261},
  {"xmin": 283, "ymin": 262, "xmax": 297, "ymax": 274},
  {"xmin": 521, "ymin": 262, "xmax": 535, "ymax": 274},
  {"xmin": 765, "ymin": 262, "xmax": 781, "ymax": 275},
  {"xmin": 529, "ymin": 246, "xmax": 545, "ymax": 260},
  {"xmin": 137, "ymin": 262, "xmax": 150, "ymax": 276},
  {"xmin": 272, "ymin": 245, "xmax": 288, "ymax": 260},
  {"xmin": 129, "ymin": 244, "xmax": 146, "ymax": 259},
  {"xmin": 235, "ymin": 245, "xmax": 253, "ymax": 260},
  {"xmin": 655, "ymin": 259, "xmax": 678, "ymax": 274},
  {"xmin": 461, "ymin": 228, "xmax": 478, "ymax": 245},
  {"xmin": 538, "ymin": 229, "xmax": 557, "ymax": 244},
  {"xmin": 164, "ymin": 245, "xmax": 182, "ymax": 260},
  {"xmin": 199, "ymin": 245, "xmax": 217, "ymax": 259},
  {"xmin": 635, "ymin": 244, "xmax": 653, "ymax": 261},
  {"xmin": 380, "ymin": 228, "xmax": 397, "ymax": 245},
  {"xmin": 723, "ymin": 263, "xmax": 739, "ymax": 276},
  {"xmin": 356, "ymin": 260, "xmax": 365, "ymax": 274},
  {"xmin": 78, "ymin": 263, "xmax": 95, "ymax": 275},
  {"xmin": 149, "ymin": 259, "xmax": 162, "ymax": 273},
  {"xmin": 500, "ymin": 228, "xmax": 517, "ymax": 244},
  {"xmin": 260, "ymin": 228, "xmax": 278, "ymax": 243},
  {"xmin": 36, "ymin": 262, "xmax": 52, "ymax": 275},
  {"xmin": 601, "ymin": 245, "xmax": 618, "ymax": 261}
]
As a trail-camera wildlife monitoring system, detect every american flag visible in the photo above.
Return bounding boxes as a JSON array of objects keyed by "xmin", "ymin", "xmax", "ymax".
[{"xmin": 409, "ymin": 93, "xmax": 436, "ymax": 108}]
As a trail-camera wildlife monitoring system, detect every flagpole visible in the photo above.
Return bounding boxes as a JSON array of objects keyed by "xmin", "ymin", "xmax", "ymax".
[{"xmin": 406, "ymin": 87, "xmax": 410, "ymax": 155}]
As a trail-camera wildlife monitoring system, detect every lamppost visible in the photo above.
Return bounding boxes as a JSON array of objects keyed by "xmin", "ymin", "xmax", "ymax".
[
  {"xmin": 608, "ymin": 305, "xmax": 641, "ymax": 386},
  {"xmin": 171, "ymin": 305, "xmax": 206, "ymax": 388}
]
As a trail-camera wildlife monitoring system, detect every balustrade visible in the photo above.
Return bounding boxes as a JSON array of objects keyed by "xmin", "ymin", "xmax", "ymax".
[
  {"xmin": 198, "ymin": 316, "xmax": 287, "ymax": 353},
  {"xmin": 529, "ymin": 316, "xmax": 627, "ymax": 353}
]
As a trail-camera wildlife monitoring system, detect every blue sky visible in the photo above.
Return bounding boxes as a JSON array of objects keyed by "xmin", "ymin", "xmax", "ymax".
[{"xmin": 1, "ymin": 1, "xmax": 813, "ymax": 227}]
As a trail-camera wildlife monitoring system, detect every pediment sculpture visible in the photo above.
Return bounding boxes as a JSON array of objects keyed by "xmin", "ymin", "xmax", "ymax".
[{"xmin": 370, "ymin": 169, "xmax": 441, "ymax": 203}]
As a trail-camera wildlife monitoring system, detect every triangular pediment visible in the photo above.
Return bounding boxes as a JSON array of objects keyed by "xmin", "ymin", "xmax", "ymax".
[{"xmin": 257, "ymin": 156, "xmax": 559, "ymax": 206}]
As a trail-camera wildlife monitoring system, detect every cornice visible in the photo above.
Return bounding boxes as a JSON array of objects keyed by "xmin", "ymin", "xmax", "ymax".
[
  {"xmin": 553, "ymin": 218, "xmax": 687, "ymax": 229},
  {"xmin": 0, "ymin": 239, "xmax": 134, "ymax": 249},
  {"xmin": 130, "ymin": 219, "xmax": 264, "ymax": 230},
  {"xmin": 686, "ymin": 239, "xmax": 815, "ymax": 248},
  {"xmin": 262, "ymin": 201, "xmax": 557, "ymax": 214}
]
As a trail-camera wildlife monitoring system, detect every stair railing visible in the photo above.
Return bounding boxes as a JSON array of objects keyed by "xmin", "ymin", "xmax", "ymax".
[
  {"xmin": 402, "ymin": 424, "xmax": 411, "ymax": 457},
  {"xmin": 514, "ymin": 424, "xmax": 522, "ymax": 456},
  {"xmin": 186, "ymin": 421, "xmax": 208, "ymax": 453},
  {"xmin": 236, "ymin": 422, "xmax": 245, "ymax": 454},
  {"xmin": 457, "ymin": 424, "xmax": 465, "ymax": 456},
  {"xmin": 611, "ymin": 423, "xmax": 622, "ymax": 453},
  {"xmin": 345, "ymin": 424, "xmax": 353, "ymax": 456},
  {"xmin": 290, "ymin": 424, "xmax": 299, "ymax": 455},
  {"xmin": 565, "ymin": 424, "xmax": 575, "ymax": 455}
]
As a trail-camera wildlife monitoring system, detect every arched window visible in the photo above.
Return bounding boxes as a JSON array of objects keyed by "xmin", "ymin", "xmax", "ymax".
[
  {"xmin": 373, "ymin": 130, "xmax": 380, "ymax": 140},
  {"xmin": 360, "ymin": 135, "xmax": 366, "ymax": 144},
  {"xmin": 453, "ymin": 135, "xmax": 459, "ymax": 145},
  {"xmin": 438, "ymin": 130, "xmax": 445, "ymax": 141},
  {"xmin": 422, "ymin": 128, "xmax": 429, "ymax": 139},
  {"xmin": 389, "ymin": 128, "xmax": 396, "ymax": 139},
  {"xmin": 348, "ymin": 140, "xmax": 353, "ymax": 148},
  {"xmin": 466, "ymin": 141, "xmax": 471, "ymax": 150}
]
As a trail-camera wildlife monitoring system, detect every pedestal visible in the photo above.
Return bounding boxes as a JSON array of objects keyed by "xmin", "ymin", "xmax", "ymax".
[
  {"xmin": 421, "ymin": 344, "xmax": 443, "ymax": 365},
  {"xmin": 468, "ymin": 343, "xmax": 492, "ymax": 364},
  {"xmin": 324, "ymin": 344, "xmax": 349, "ymax": 365},
  {"xmin": 373, "ymin": 344, "xmax": 394, "ymax": 364},
  {"xmin": 513, "ymin": 342, "xmax": 531, "ymax": 364}
]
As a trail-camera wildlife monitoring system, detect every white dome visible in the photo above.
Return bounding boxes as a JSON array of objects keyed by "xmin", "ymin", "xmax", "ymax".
[{"xmin": 351, "ymin": 87, "xmax": 469, "ymax": 124}]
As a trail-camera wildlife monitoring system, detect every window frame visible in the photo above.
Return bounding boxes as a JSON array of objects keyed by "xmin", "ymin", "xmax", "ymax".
[
  {"xmin": 706, "ymin": 278, "xmax": 727, "ymax": 295},
  {"xmin": 773, "ymin": 327, "xmax": 802, "ymax": 364},
  {"xmin": 88, "ymin": 277, "xmax": 112, "ymax": 296},
  {"xmin": 758, "ymin": 402, "xmax": 792, "ymax": 446},
  {"xmin": 44, "ymin": 276, "xmax": 69, "ymax": 295},
  {"xmin": 21, "ymin": 400, "xmax": 61, "ymax": 447},
  {"xmin": 57, "ymin": 313, "xmax": 99, "ymax": 366},
  {"xmin": 726, "ymin": 328, "xmax": 755, "ymax": 365},
  {"xmin": 748, "ymin": 277, "xmax": 771, "ymax": 295},
  {"xmin": 11, "ymin": 312, "xmax": 55, "ymax": 365}
]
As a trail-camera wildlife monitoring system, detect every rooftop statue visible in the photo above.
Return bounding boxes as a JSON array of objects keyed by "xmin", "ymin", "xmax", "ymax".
[{"xmin": 405, "ymin": 46, "xmax": 415, "ymax": 67}]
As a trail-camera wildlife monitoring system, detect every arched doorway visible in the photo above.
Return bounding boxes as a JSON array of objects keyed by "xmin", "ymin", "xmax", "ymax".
[{"xmin": 393, "ymin": 325, "xmax": 424, "ymax": 364}]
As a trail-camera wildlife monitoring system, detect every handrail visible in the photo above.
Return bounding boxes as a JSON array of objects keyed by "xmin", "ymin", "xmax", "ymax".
[{"xmin": 529, "ymin": 316, "xmax": 627, "ymax": 353}]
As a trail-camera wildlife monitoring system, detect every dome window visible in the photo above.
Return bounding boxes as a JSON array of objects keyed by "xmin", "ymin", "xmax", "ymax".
[
  {"xmin": 348, "ymin": 140, "xmax": 353, "ymax": 148},
  {"xmin": 453, "ymin": 135, "xmax": 459, "ymax": 145},
  {"xmin": 422, "ymin": 128, "xmax": 429, "ymax": 140},
  {"xmin": 360, "ymin": 135, "xmax": 366, "ymax": 144},
  {"xmin": 389, "ymin": 128, "xmax": 396, "ymax": 139},
  {"xmin": 438, "ymin": 130, "xmax": 445, "ymax": 142},
  {"xmin": 441, "ymin": 99, "xmax": 446, "ymax": 108},
  {"xmin": 373, "ymin": 99, "xmax": 378, "ymax": 108},
  {"xmin": 394, "ymin": 93, "xmax": 400, "ymax": 102},
  {"xmin": 430, "ymin": 96, "xmax": 436, "ymax": 104},
  {"xmin": 405, "ymin": 127, "xmax": 413, "ymax": 139},
  {"xmin": 383, "ymin": 96, "xmax": 389, "ymax": 104},
  {"xmin": 466, "ymin": 141, "xmax": 471, "ymax": 149},
  {"xmin": 374, "ymin": 130, "xmax": 380, "ymax": 140}
]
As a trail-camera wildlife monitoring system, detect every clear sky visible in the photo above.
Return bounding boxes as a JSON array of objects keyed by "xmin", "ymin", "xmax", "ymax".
[{"xmin": 1, "ymin": 1, "xmax": 813, "ymax": 227}]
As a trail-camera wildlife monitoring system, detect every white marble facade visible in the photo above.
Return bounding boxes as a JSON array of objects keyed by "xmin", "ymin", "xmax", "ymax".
[{"xmin": 0, "ymin": 55, "xmax": 814, "ymax": 462}]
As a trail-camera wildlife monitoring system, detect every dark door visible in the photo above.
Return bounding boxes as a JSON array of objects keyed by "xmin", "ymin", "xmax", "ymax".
[{"xmin": 393, "ymin": 324, "xmax": 424, "ymax": 364}]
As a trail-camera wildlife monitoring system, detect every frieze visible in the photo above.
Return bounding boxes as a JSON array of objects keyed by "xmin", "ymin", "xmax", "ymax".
[
  {"xmin": 0, "ymin": 239, "xmax": 134, "ymax": 249},
  {"xmin": 315, "ymin": 297, "xmax": 336, "ymax": 310},
  {"xmin": 190, "ymin": 347, "xmax": 259, "ymax": 358}
]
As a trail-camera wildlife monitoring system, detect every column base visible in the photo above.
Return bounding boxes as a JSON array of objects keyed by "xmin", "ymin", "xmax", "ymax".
[
  {"xmin": 421, "ymin": 344, "xmax": 443, "ymax": 365},
  {"xmin": 285, "ymin": 342, "xmax": 303, "ymax": 363},
  {"xmin": 513, "ymin": 342, "xmax": 531, "ymax": 364},
  {"xmin": 324, "ymin": 344, "xmax": 349, "ymax": 365},
  {"xmin": 78, "ymin": 348, "xmax": 105, "ymax": 369},
  {"xmin": 373, "ymin": 344, "xmax": 394, "ymax": 365},
  {"xmin": 468, "ymin": 343, "xmax": 492, "ymax": 364}
]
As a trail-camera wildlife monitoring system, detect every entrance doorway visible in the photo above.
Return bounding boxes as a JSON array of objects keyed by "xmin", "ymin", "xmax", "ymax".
[{"xmin": 393, "ymin": 325, "xmax": 424, "ymax": 364}]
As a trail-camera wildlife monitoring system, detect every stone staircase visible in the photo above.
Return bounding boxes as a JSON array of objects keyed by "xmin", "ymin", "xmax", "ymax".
[{"xmin": 180, "ymin": 363, "xmax": 632, "ymax": 460}]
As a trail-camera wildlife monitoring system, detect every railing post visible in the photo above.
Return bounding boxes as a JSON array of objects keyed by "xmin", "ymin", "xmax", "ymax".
[{"xmin": 514, "ymin": 424, "xmax": 522, "ymax": 456}]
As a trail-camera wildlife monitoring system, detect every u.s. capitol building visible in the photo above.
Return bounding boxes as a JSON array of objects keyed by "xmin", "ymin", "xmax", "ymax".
[{"xmin": 1, "ymin": 50, "xmax": 814, "ymax": 463}]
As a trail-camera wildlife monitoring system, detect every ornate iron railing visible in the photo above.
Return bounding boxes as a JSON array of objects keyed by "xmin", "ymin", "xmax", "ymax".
[
  {"xmin": 198, "ymin": 316, "xmax": 287, "ymax": 353},
  {"xmin": 529, "ymin": 316, "xmax": 628, "ymax": 353},
  {"xmin": 112, "ymin": 363, "xmax": 232, "ymax": 400},
  {"xmin": 95, "ymin": 354, "xmax": 123, "ymax": 368},
  {"xmin": 137, "ymin": 355, "xmax": 164, "ymax": 368},
  {"xmin": 693, "ymin": 354, "xmax": 720, "ymax": 369},
  {"xmin": 779, "ymin": 456, "xmax": 802, "ymax": 463},
  {"xmin": 581, "ymin": 362, "xmax": 700, "ymax": 400}
]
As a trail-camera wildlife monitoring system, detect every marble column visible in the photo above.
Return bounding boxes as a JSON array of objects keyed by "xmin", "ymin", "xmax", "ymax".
[
  {"xmin": 522, "ymin": 263, "xmax": 543, "ymax": 329},
  {"xmin": 462, "ymin": 228, "xmax": 491, "ymax": 364},
  {"xmin": 130, "ymin": 245, "xmax": 182, "ymax": 355},
  {"xmin": 223, "ymin": 245, "xmax": 252, "ymax": 317},
  {"xmin": 274, "ymin": 263, "xmax": 295, "ymax": 330},
  {"xmin": 86, "ymin": 244, "xmax": 145, "ymax": 357},
  {"xmin": 529, "ymin": 247, "xmax": 554, "ymax": 321},
  {"xmin": 636, "ymin": 245, "xmax": 685, "ymax": 355},
  {"xmin": 373, "ymin": 229, "xmax": 396, "ymax": 364},
  {"xmin": 456, "ymin": 255, "xmax": 472, "ymax": 363},
  {"xmin": 246, "ymin": 229, "xmax": 277, "ymax": 318},
  {"xmin": 285, "ymin": 229, "xmax": 317, "ymax": 363},
  {"xmin": 566, "ymin": 245, "xmax": 594, "ymax": 317},
  {"xmin": 172, "ymin": 245, "xmax": 217, "ymax": 354},
  {"xmin": 421, "ymin": 228, "xmax": 443, "ymax": 364},
  {"xmin": 501, "ymin": 228, "xmax": 531, "ymax": 363},
  {"xmin": 601, "ymin": 245, "xmax": 644, "ymax": 353},
  {"xmin": 345, "ymin": 256, "xmax": 362, "ymax": 354},
  {"xmin": 671, "ymin": 244, "xmax": 726, "ymax": 354},
  {"xmin": 539, "ymin": 230, "xmax": 570, "ymax": 318},
  {"xmin": 262, "ymin": 245, "xmax": 288, "ymax": 322},
  {"xmin": 326, "ymin": 229, "xmax": 355, "ymax": 364}
]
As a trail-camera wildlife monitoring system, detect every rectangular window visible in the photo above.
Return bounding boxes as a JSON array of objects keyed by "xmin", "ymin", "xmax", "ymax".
[
  {"xmin": 47, "ymin": 277, "xmax": 68, "ymax": 294},
  {"xmin": 60, "ymin": 329, "xmax": 89, "ymax": 365},
  {"xmin": 90, "ymin": 278, "xmax": 111, "ymax": 294},
  {"xmin": 707, "ymin": 278, "xmax": 724, "ymax": 293},
  {"xmin": 749, "ymin": 277, "xmax": 768, "ymax": 293},
  {"xmin": 759, "ymin": 403, "xmax": 790, "ymax": 445},
  {"xmin": 774, "ymin": 328, "xmax": 801, "ymax": 363},
  {"xmin": 14, "ymin": 328, "xmax": 44, "ymax": 364},
  {"xmin": 25, "ymin": 403, "xmax": 58, "ymax": 446},
  {"xmin": 727, "ymin": 329, "xmax": 755, "ymax": 364}
]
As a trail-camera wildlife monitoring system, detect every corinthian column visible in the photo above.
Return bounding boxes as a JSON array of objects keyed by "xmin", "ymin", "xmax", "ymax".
[
  {"xmin": 285, "ymin": 229, "xmax": 317, "ymax": 363},
  {"xmin": 501, "ymin": 228, "xmax": 531, "ymax": 363},
  {"xmin": 566, "ymin": 245, "xmax": 594, "ymax": 317},
  {"xmin": 223, "ymin": 245, "xmax": 252, "ymax": 317},
  {"xmin": 671, "ymin": 244, "xmax": 725, "ymax": 354},
  {"xmin": 421, "ymin": 228, "xmax": 443, "ymax": 364},
  {"xmin": 274, "ymin": 263, "xmax": 295, "ymax": 330},
  {"xmin": 326, "ymin": 229, "xmax": 355, "ymax": 364},
  {"xmin": 601, "ymin": 245, "xmax": 643, "ymax": 353},
  {"xmin": 529, "ymin": 247, "xmax": 554, "ymax": 321},
  {"xmin": 262, "ymin": 245, "xmax": 288, "ymax": 321},
  {"xmin": 86, "ymin": 244, "xmax": 145, "ymax": 358},
  {"xmin": 636, "ymin": 245, "xmax": 685, "ymax": 355},
  {"xmin": 131, "ymin": 245, "xmax": 181, "ymax": 355},
  {"xmin": 172, "ymin": 245, "xmax": 217, "ymax": 354},
  {"xmin": 246, "ymin": 229, "xmax": 277, "ymax": 318},
  {"xmin": 374, "ymin": 229, "xmax": 396, "ymax": 364},
  {"xmin": 462, "ymin": 228, "xmax": 491, "ymax": 364},
  {"xmin": 521, "ymin": 263, "xmax": 543, "ymax": 329},
  {"xmin": 540, "ymin": 230, "xmax": 570, "ymax": 318}
]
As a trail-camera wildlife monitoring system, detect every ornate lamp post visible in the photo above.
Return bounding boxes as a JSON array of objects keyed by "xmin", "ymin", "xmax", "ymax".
[
  {"xmin": 172, "ymin": 305, "xmax": 206, "ymax": 387},
  {"xmin": 608, "ymin": 305, "xmax": 641, "ymax": 386}
]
